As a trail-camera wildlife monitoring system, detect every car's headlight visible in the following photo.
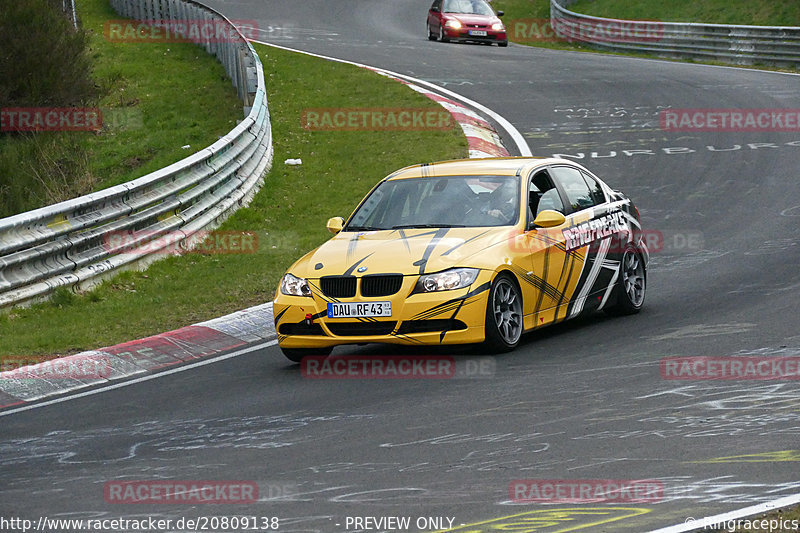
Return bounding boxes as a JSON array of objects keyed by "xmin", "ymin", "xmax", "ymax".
[
  {"xmin": 280, "ymin": 273, "xmax": 312, "ymax": 297},
  {"xmin": 491, "ymin": 22, "xmax": 505, "ymax": 31},
  {"xmin": 414, "ymin": 268, "xmax": 479, "ymax": 293},
  {"xmin": 445, "ymin": 19, "xmax": 462, "ymax": 29}
]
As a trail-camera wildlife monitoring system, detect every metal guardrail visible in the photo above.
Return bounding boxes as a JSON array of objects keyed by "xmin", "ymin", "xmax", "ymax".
[
  {"xmin": 0, "ymin": 0, "xmax": 272, "ymax": 308},
  {"xmin": 551, "ymin": 0, "xmax": 800, "ymax": 67}
]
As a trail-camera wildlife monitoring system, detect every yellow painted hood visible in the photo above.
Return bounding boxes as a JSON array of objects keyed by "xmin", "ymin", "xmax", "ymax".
[{"xmin": 293, "ymin": 227, "xmax": 516, "ymax": 277}]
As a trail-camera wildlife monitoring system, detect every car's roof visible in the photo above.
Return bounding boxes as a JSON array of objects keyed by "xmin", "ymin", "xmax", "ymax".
[{"xmin": 384, "ymin": 157, "xmax": 579, "ymax": 181}]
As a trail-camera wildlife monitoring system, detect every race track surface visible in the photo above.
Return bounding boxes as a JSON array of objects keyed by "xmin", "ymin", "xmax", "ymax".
[{"xmin": 2, "ymin": 1, "xmax": 800, "ymax": 531}]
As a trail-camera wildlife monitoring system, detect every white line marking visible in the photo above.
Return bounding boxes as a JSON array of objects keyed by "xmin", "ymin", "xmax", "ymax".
[
  {"xmin": 648, "ymin": 492, "xmax": 800, "ymax": 532},
  {"xmin": 0, "ymin": 340, "xmax": 278, "ymax": 418},
  {"xmin": 250, "ymin": 39, "xmax": 531, "ymax": 157}
]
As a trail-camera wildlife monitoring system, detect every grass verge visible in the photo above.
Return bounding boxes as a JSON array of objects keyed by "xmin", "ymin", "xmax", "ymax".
[
  {"xmin": 0, "ymin": 0, "xmax": 243, "ymax": 217},
  {"xmin": 567, "ymin": 0, "xmax": 800, "ymax": 26},
  {"xmin": 0, "ymin": 43, "xmax": 467, "ymax": 358}
]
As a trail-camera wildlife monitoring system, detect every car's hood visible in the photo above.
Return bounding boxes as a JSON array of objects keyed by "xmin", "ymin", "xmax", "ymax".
[
  {"xmin": 294, "ymin": 227, "xmax": 514, "ymax": 278},
  {"xmin": 448, "ymin": 13, "xmax": 500, "ymax": 26}
]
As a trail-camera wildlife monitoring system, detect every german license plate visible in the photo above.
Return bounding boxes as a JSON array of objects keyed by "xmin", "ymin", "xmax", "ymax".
[
  {"xmin": 469, "ymin": 30, "xmax": 487, "ymax": 36},
  {"xmin": 327, "ymin": 301, "xmax": 392, "ymax": 318}
]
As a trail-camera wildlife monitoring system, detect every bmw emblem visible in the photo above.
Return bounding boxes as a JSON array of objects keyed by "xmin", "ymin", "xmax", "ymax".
[{"xmin": 357, "ymin": 266, "xmax": 368, "ymax": 273}]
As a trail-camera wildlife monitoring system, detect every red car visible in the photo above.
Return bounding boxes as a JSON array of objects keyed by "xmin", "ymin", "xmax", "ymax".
[{"xmin": 427, "ymin": 0, "xmax": 508, "ymax": 47}]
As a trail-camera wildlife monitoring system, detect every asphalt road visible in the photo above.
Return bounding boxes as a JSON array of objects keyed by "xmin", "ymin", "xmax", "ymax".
[{"xmin": 2, "ymin": 1, "xmax": 800, "ymax": 532}]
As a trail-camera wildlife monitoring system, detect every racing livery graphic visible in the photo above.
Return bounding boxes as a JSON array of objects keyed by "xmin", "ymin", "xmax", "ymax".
[{"xmin": 273, "ymin": 157, "xmax": 648, "ymax": 362}]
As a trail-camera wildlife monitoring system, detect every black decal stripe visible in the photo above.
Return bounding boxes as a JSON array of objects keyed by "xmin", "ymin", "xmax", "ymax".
[
  {"xmin": 410, "ymin": 282, "xmax": 491, "ymax": 321},
  {"xmin": 274, "ymin": 306, "xmax": 290, "ymax": 324},
  {"xmin": 346, "ymin": 232, "xmax": 360, "ymax": 260},
  {"xmin": 508, "ymin": 264, "xmax": 561, "ymax": 301},
  {"xmin": 397, "ymin": 229, "xmax": 412, "ymax": 254},
  {"xmin": 413, "ymin": 228, "xmax": 451, "ymax": 275},
  {"xmin": 343, "ymin": 253, "xmax": 374, "ymax": 276},
  {"xmin": 441, "ymin": 230, "xmax": 490, "ymax": 256}
]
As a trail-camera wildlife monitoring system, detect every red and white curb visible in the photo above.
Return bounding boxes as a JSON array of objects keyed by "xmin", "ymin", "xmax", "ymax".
[
  {"xmin": 368, "ymin": 69, "xmax": 509, "ymax": 158},
  {"xmin": 0, "ymin": 303, "xmax": 276, "ymax": 410}
]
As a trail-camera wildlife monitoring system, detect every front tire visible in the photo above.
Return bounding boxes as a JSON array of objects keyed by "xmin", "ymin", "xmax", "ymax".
[
  {"xmin": 427, "ymin": 22, "xmax": 437, "ymax": 41},
  {"xmin": 439, "ymin": 25, "xmax": 449, "ymax": 43},
  {"xmin": 605, "ymin": 246, "xmax": 646, "ymax": 315},
  {"xmin": 484, "ymin": 273, "xmax": 523, "ymax": 352},
  {"xmin": 281, "ymin": 346, "xmax": 333, "ymax": 363}
]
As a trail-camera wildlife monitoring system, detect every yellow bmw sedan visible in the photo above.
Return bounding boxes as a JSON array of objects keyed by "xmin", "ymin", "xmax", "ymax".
[{"xmin": 274, "ymin": 157, "xmax": 648, "ymax": 362}]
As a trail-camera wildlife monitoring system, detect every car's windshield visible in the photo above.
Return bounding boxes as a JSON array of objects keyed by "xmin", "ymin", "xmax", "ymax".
[
  {"xmin": 442, "ymin": 0, "xmax": 494, "ymax": 16},
  {"xmin": 345, "ymin": 175, "xmax": 520, "ymax": 230}
]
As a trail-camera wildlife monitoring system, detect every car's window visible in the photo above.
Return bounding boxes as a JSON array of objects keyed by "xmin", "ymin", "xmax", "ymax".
[
  {"xmin": 442, "ymin": 0, "xmax": 494, "ymax": 16},
  {"xmin": 530, "ymin": 170, "xmax": 565, "ymax": 216},
  {"xmin": 430, "ymin": 0, "xmax": 441, "ymax": 11},
  {"xmin": 346, "ymin": 175, "xmax": 520, "ymax": 230},
  {"xmin": 551, "ymin": 166, "xmax": 596, "ymax": 212},
  {"xmin": 582, "ymin": 172, "xmax": 607, "ymax": 205}
]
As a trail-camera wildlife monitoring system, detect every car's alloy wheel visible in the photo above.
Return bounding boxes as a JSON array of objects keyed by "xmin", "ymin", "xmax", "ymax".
[
  {"xmin": 484, "ymin": 274, "xmax": 522, "ymax": 352},
  {"xmin": 281, "ymin": 346, "xmax": 333, "ymax": 363},
  {"xmin": 605, "ymin": 245, "xmax": 646, "ymax": 315}
]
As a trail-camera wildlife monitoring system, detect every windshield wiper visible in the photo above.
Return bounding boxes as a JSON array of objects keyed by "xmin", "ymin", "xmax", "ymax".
[
  {"xmin": 345, "ymin": 225, "xmax": 384, "ymax": 231},
  {"xmin": 390, "ymin": 224, "xmax": 466, "ymax": 229}
]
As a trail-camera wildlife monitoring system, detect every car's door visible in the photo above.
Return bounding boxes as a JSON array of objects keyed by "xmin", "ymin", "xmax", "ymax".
[
  {"xmin": 549, "ymin": 164, "xmax": 626, "ymax": 318},
  {"xmin": 428, "ymin": 0, "xmax": 443, "ymax": 31},
  {"xmin": 517, "ymin": 168, "xmax": 571, "ymax": 329}
]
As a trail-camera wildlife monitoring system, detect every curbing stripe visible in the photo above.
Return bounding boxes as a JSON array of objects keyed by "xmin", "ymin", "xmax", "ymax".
[{"xmin": 648, "ymin": 493, "xmax": 800, "ymax": 532}]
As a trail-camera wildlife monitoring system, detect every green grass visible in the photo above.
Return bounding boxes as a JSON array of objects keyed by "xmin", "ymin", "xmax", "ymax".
[
  {"xmin": 0, "ymin": 0, "xmax": 243, "ymax": 217},
  {"xmin": 567, "ymin": 0, "xmax": 800, "ymax": 26},
  {"xmin": 0, "ymin": 43, "xmax": 467, "ymax": 358}
]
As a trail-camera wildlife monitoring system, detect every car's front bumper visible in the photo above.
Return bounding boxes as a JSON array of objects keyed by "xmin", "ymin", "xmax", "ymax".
[
  {"xmin": 443, "ymin": 27, "xmax": 507, "ymax": 44},
  {"xmin": 274, "ymin": 271, "xmax": 493, "ymax": 350}
]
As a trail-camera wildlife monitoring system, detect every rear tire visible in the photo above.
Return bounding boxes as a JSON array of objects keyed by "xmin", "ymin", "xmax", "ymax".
[
  {"xmin": 483, "ymin": 273, "xmax": 523, "ymax": 353},
  {"xmin": 604, "ymin": 246, "xmax": 646, "ymax": 315},
  {"xmin": 281, "ymin": 346, "xmax": 333, "ymax": 363}
]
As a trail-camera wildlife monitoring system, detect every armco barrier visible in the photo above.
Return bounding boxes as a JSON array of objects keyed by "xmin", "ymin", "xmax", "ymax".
[
  {"xmin": 0, "ymin": 0, "xmax": 272, "ymax": 308},
  {"xmin": 551, "ymin": 0, "xmax": 800, "ymax": 67}
]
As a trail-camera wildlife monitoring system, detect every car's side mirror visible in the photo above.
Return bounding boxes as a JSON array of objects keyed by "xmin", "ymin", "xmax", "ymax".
[
  {"xmin": 496, "ymin": 10, "xmax": 504, "ymax": 16},
  {"xmin": 531, "ymin": 210, "xmax": 566, "ymax": 229},
  {"xmin": 326, "ymin": 216, "xmax": 344, "ymax": 234},
  {"xmin": 431, "ymin": 6, "xmax": 440, "ymax": 12}
]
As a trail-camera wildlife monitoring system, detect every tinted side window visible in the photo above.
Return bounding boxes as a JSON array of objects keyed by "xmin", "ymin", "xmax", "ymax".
[
  {"xmin": 529, "ymin": 170, "xmax": 565, "ymax": 215},
  {"xmin": 582, "ymin": 172, "xmax": 606, "ymax": 205},
  {"xmin": 551, "ymin": 166, "xmax": 595, "ymax": 212}
]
